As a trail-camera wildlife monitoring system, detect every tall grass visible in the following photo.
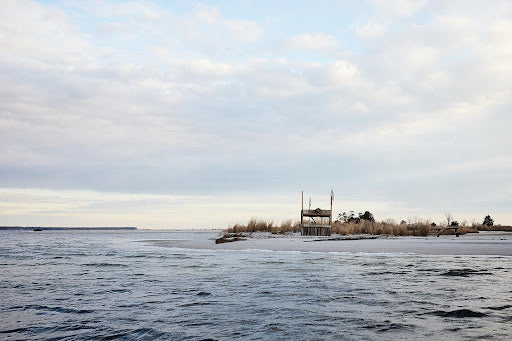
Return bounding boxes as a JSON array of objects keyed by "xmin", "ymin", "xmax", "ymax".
[
  {"xmin": 331, "ymin": 220, "xmax": 431, "ymax": 236},
  {"xmin": 225, "ymin": 218, "xmax": 481, "ymax": 236},
  {"xmin": 225, "ymin": 218, "xmax": 301, "ymax": 234},
  {"xmin": 474, "ymin": 224, "xmax": 512, "ymax": 232}
]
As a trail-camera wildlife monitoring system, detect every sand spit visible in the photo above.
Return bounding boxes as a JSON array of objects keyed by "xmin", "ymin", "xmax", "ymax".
[{"xmin": 142, "ymin": 231, "xmax": 512, "ymax": 256}]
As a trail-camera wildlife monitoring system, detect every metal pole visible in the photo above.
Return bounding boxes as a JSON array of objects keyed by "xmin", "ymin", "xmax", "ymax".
[
  {"xmin": 301, "ymin": 191, "xmax": 303, "ymax": 224},
  {"xmin": 330, "ymin": 189, "xmax": 334, "ymax": 224}
]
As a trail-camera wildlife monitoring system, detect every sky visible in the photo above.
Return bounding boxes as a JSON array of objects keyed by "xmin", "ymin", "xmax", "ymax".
[{"xmin": 1, "ymin": 0, "xmax": 511, "ymax": 228}]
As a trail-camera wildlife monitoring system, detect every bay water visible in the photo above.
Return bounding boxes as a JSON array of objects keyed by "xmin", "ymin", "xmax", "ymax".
[{"xmin": 1, "ymin": 230, "xmax": 511, "ymax": 340}]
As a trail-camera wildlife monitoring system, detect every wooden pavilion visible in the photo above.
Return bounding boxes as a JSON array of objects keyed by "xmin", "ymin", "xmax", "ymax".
[{"xmin": 300, "ymin": 191, "xmax": 332, "ymax": 236}]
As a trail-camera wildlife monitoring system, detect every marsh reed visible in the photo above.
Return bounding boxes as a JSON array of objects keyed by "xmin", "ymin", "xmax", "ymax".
[{"xmin": 225, "ymin": 218, "xmax": 484, "ymax": 236}]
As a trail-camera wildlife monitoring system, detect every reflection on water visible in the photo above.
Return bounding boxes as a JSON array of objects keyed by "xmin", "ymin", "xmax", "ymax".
[{"xmin": 0, "ymin": 230, "xmax": 511, "ymax": 340}]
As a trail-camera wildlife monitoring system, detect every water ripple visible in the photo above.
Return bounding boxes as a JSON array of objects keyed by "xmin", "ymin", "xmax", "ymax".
[{"xmin": 1, "ymin": 230, "xmax": 511, "ymax": 340}]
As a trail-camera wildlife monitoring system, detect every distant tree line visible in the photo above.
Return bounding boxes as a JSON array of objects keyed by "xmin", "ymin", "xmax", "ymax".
[
  {"xmin": 336, "ymin": 212, "xmax": 498, "ymax": 229},
  {"xmin": 337, "ymin": 210, "xmax": 375, "ymax": 224}
]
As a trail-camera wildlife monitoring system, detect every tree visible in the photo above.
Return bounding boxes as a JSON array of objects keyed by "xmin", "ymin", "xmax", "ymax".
[
  {"xmin": 348, "ymin": 217, "xmax": 361, "ymax": 224},
  {"xmin": 339, "ymin": 210, "xmax": 375, "ymax": 224},
  {"xmin": 339, "ymin": 210, "xmax": 374, "ymax": 224},
  {"xmin": 483, "ymin": 215, "xmax": 494, "ymax": 226},
  {"xmin": 359, "ymin": 211, "xmax": 375, "ymax": 222},
  {"xmin": 445, "ymin": 213, "xmax": 454, "ymax": 227},
  {"xmin": 337, "ymin": 212, "xmax": 347, "ymax": 222},
  {"xmin": 347, "ymin": 211, "xmax": 359, "ymax": 224},
  {"xmin": 450, "ymin": 221, "xmax": 459, "ymax": 227},
  {"xmin": 338, "ymin": 211, "xmax": 355, "ymax": 223}
]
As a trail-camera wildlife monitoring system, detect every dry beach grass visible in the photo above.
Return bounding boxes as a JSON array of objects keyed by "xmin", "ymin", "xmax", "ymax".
[
  {"xmin": 225, "ymin": 218, "xmax": 487, "ymax": 237},
  {"xmin": 226, "ymin": 218, "xmax": 301, "ymax": 234}
]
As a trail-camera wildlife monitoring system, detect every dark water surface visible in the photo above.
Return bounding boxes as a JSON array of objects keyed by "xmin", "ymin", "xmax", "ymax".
[{"xmin": 1, "ymin": 230, "xmax": 511, "ymax": 340}]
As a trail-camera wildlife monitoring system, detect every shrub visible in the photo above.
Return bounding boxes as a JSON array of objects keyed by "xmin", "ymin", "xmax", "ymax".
[
  {"xmin": 483, "ymin": 215, "xmax": 494, "ymax": 227},
  {"xmin": 359, "ymin": 211, "xmax": 375, "ymax": 222}
]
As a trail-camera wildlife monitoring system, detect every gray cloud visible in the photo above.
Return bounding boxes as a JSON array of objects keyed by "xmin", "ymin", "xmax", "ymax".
[{"xmin": 1, "ymin": 0, "xmax": 511, "ymax": 225}]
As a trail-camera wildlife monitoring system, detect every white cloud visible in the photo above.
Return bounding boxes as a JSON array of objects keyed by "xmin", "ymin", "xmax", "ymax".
[
  {"xmin": 287, "ymin": 32, "xmax": 339, "ymax": 51},
  {"xmin": 367, "ymin": 0, "xmax": 428, "ymax": 18},
  {"xmin": 224, "ymin": 20, "xmax": 264, "ymax": 43},
  {"xmin": 326, "ymin": 60, "xmax": 361, "ymax": 84},
  {"xmin": 192, "ymin": 3, "xmax": 263, "ymax": 42},
  {"xmin": 66, "ymin": 0, "xmax": 163, "ymax": 21},
  {"xmin": 354, "ymin": 20, "xmax": 386, "ymax": 39},
  {"xmin": 0, "ymin": 0, "xmax": 96, "ymax": 65},
  {"xmin": 0, "ymin": 1, "xmax": 511, "ymax": 225}
]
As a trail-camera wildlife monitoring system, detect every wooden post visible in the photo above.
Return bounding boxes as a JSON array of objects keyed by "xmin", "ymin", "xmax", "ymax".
[
  {"xmin": 301, "ymin": 191, "xmax": 304, "ymax": 224},
  {"xmin": 330, "ymin": 193, "xmax": 333, "ymax": 225}
]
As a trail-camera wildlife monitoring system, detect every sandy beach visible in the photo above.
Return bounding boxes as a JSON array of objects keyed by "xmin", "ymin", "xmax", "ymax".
[{"xmin": 143, "ymin": 231, "xmax": 512, "ymax": 256}]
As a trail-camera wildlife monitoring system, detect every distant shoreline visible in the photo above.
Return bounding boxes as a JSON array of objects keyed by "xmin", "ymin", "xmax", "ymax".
[{"xmin": 0, "ymin": 226, "xmax": 137, "ymax": 231}]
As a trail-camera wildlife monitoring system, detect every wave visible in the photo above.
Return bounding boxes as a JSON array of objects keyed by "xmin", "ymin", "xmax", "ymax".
[{"xmin": 430, "ymin": 309, "xmax": 488, "ymax": 318}]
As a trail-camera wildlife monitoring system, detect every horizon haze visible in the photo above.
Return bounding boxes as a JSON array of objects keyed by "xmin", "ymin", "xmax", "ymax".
[{"xmin": 1, "ymin": 0, "xmax": 511, "ymax": 228}]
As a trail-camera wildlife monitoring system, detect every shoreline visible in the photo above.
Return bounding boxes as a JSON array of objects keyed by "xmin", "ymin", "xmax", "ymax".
[{"xmin": 142, "ymin": 231, "xmax": 512, "ymax": 256}]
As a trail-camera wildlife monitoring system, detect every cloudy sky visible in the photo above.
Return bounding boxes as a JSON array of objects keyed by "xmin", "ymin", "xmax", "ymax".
[{"xmin": 1, "ymin": 0, "xmax": 511, "ymax": 228}]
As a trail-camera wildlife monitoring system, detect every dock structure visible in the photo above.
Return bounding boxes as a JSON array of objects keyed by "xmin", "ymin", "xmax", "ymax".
[
  {"xmin": 435, "ymin": 227, "xmax": 460, "ymax": 237},
  {"xmin": 300, "ymin": 191, "xmax": 332, "ymax": 236}
]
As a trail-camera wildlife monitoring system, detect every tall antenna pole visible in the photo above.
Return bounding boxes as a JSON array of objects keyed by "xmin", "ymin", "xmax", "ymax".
[
  {"xmin": 330, "ymin": 189, "xmax": 334, "ymax": 211},
  {"xmin": 301, "ymin": 191, "xmax": 304, "ymax": 225},
  {"xmin": 330, "ymin": 189, "xmax": 334, "ymax": 225}
]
